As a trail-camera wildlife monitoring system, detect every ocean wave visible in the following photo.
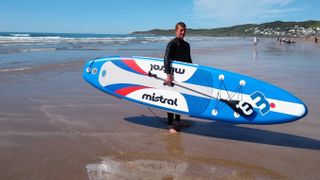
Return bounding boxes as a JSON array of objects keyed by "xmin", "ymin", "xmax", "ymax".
[
  {"xmin": 19, "ymin": 48, "xmax": 57, "ymax": 52},
  {"xmin": 0, "ymin": 47, "xmax": 59, "ymax": 54},
  {"xmin": 10, "ymin": 33, "xmax": 31, "ymax": 37},
  {"xmin": 0, "ymin": 35, "xmax": 173, "ymax": 45},
  {"xmin": 0, "ymin": 61, "xmax": 83, "ymax": 73},
  {"xmin": 0, "ymin": 67, "xmax": 34, "ymax": 72}
]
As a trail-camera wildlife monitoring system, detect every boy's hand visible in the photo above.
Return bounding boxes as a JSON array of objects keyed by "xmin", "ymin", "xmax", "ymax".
[{"xmin": 164, "ymin": 74, "xmax": 174, "ymax": 86}]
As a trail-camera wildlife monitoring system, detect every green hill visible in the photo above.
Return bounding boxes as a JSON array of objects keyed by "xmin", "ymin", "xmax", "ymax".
[{"xmin": 132, "ymin": 20, "xmax": 320, "ymax": 37}]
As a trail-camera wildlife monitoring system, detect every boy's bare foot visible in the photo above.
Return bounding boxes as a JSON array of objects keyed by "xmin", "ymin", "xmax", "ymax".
[{"xmin": 169, "ymin": 125, "xmax": 178, "ymax": 134}]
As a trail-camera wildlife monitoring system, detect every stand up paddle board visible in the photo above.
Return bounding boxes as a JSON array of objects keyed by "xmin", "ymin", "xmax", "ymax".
[{"xmin": 83, "ymin": 56, "xmax": 307, "ymax": 124}]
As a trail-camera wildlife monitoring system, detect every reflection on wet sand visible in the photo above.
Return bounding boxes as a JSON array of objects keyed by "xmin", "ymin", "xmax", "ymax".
[
  {"xmin": 86, "ymin": 115, "xmax": 295, "ymax": 179},
  {"xmin": 253, "ymin": 46, "xmax": 257, "ymax": 60},
  {"xmin": 165, "ymin": 134, "xmax": 184, "ymax": 158}
]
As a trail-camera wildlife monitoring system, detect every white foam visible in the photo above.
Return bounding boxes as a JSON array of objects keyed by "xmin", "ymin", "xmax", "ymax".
[
  {"xmin": 0, "ymin": 35, "xmax": 173, "ymax": 46},
  {"xmin": 10, "ymin": 33, "xmax": 30, "ymax": 37},
  {"xmin": 20, "ymin": 48, "xmax": 57, "ymax": 52},
  {"xmin": 0, "ymin": 67, "xmax": 34, "ymax": 72}
]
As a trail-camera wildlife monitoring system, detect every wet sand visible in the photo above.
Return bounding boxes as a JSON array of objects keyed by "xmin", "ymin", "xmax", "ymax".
[{"xmin": 0, "ymin": 38, "xmax": 320, "ymax": 179}]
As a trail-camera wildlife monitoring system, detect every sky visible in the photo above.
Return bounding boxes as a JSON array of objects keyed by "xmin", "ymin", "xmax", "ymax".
[{"xmin": 0, "ymin": 0, "xmax": 319, "ymax": 34}]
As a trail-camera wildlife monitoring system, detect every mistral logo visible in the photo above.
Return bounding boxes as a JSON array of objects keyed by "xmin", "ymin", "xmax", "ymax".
[
  {"xmin": 142, "ymin": 93, "xmax": 178, "ymax": 106},
  {"xmin": 250, "ymin": 91, "xmax": 270, "ymax": 116},
  {"xmin": 150, "ymin": 64, "xmax": 185, "ymax": 74}
]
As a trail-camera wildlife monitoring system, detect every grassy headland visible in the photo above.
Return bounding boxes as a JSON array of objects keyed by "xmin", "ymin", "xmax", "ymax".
[{"xmin": 132, "ymin": 20, "xmax": 320, "ymax": 37}]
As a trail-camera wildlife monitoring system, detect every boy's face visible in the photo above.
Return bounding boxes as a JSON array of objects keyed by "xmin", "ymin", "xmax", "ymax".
[{"xmin": 176, "ymin": 25, "xmax": 186, "ymax": 39}]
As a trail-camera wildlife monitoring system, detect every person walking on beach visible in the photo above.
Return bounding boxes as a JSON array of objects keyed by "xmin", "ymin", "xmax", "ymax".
[
  {"xmin": 253, "ymin": 37, "xmax": 258, "ymax": 46},
  {"xmin": 164, "ymin": 22, "xmax": 192, "ymax": 133}
]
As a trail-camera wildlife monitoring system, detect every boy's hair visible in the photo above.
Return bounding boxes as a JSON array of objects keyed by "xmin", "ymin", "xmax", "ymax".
[{"xmin": 175, "ymin": 22, "xmax": 187, "ymax": 30}]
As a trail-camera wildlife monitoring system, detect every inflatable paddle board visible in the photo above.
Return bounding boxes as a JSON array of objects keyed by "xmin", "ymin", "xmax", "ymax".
[{"xmin": 83, "ymin": 56, "xmax": 307, "ymax": 124}]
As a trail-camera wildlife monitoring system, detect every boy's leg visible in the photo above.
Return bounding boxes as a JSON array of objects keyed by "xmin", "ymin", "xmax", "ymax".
[
  {"xmin": 175, "ymin": 114, "xmax": 181, "ymax": 122},
  {"xmin": 167, "ymin": 112, "xmax": 174, "ymax": 125},
  {"xmin": 168, "ymin": 112, "xmax": 177, "ymax": 133}
]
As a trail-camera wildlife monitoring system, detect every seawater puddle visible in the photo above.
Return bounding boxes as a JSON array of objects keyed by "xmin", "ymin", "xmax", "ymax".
[
  {"xmin": 86, "ymin": 158, "xmax": 188, "ymax": 180},
  {"xmin": 86, "ymin": 153, "xmax": 285, "ymax": 180}
]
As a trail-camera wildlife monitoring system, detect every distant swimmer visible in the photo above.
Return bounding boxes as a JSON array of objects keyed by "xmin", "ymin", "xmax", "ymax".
[
  {"xmin": 253, "ymin": 37, "xmax": 258, "ymax": 46},
  {"xmin": 278, "ymin": 37, "xmax": 295, "ymax": 44},
  {"xmin": 285, "ymin": 39, "xmax": 295, "ymax": 44}
]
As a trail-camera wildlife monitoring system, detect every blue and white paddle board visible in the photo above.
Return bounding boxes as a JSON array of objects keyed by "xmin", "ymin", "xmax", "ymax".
[{"xmin": 83, "ymin": 56, "xmax": 307, "ymax": 124}]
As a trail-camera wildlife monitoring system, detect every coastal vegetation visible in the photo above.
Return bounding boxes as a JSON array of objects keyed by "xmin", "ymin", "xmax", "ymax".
[{"xmin": 132, "ymin": 20, "xmax": 320, "ymax": 37}]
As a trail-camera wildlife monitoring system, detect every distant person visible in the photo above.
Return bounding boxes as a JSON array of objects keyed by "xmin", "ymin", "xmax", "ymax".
[
  {"xmin": 253, "ymin": 37, "xmax": 258, "ymax": 46},
  {"xmin": 285, "ymin": 39, "xmax": 295, "ymax": 44},
  {"xmin": 315, "ymin": 36, "xmax": 318, "ymax": 43},
  {"xmin": 164, "ymin": 22, "xmax": 192, "ymax": 133}
]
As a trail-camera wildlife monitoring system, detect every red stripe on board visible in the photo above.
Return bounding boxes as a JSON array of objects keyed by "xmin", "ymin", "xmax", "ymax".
[
  {"xmin": 123, "ymin": 59, "xmax": 147, "ymax": 75},
  {"xmin": 115, "ymin": 86, "xmax": 148, "ymax": 96}
]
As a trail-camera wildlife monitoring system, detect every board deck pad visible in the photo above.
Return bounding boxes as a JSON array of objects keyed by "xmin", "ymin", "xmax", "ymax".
[{"xmin": 83, "ymin": 56, "xmax": 308, "ymax": 124}]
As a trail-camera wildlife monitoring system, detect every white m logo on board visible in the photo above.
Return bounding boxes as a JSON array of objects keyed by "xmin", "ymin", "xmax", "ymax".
[{"xmin": 250, "ymin": 91, "xmax": 270, "ymax": 116}]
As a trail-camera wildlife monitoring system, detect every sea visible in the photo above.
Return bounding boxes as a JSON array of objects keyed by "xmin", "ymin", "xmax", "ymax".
[
  {"xmin": 0, "ymin": 32, "xmax": 173, "ymax": 72},
  {"xmin": 1, "ymin": 31, "xmax": 319, "ymax": 79}
]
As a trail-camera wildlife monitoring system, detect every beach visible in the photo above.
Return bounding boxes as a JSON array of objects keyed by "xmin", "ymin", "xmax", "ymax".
[{"xmin": 0, "ymin": 34, "xmax": 320, "ymax": 179}]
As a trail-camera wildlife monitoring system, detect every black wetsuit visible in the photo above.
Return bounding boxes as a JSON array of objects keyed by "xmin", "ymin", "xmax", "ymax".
[
  {"xmin": 164, "ymin": 37, "xmax": 192, "ymax": 74},
  {"xmin": 164, "ymin": 37, "xmax": 192, "ymax": 126}
]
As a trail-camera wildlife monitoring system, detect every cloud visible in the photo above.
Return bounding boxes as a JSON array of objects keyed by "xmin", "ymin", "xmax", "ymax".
[{"xmin": 192, "ymin": 0, "xmax": 305, "ymax": 27}]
